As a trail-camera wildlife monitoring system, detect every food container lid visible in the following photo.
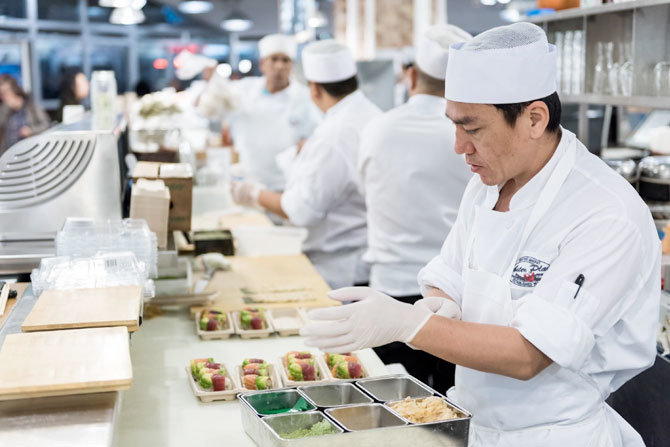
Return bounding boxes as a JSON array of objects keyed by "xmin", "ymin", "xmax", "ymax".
[{"xmin": 603, "ymin": 158, "xmax": 638, "ymax": 182}]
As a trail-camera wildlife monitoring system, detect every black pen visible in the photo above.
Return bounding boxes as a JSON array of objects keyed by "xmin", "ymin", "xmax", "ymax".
[{"xmin": 573, "ymin": 274, "xmax": 585, "ymax": 299}]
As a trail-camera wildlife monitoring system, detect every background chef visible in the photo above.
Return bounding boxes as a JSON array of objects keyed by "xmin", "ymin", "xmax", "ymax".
[
  {"xmin": 357, "ymin": 24, "xmax": 472, "ymax": 393},
  {"xmin": 231, "ymin": 40, "xmax": 381, "ymax": 289},
  {"xmin": 199, "ymin": 33, "xmax": 319, "ymax": 191},
  {"xmin": 300, "ymin": 22, "xmax": 660, "ymax": 447}
]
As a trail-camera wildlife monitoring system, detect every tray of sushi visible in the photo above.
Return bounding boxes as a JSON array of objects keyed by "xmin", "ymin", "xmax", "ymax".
[
  {"xmin": 195, "ymin": 308, "xmax": 235, "ymax": 340},
  {"xmin": 233, "ymin": 308, "xmax": 276, "ymax": 339},
  {"xmin": 277, "ymin": 351, "xmax": 329, "ymax": 387},
  {"xmin": 238, "ymin": 358, "xmax": 284, "ymax": 391},
  {"xmin": 187, "ymin": 358, "xmax": 241, "ymax": 402},
  {"xmin": 238, "ymin": 374, "xmax": 471, "ymax": 447},
  {"xmin": 322, "ymin": 352, "xmax": 368, "ymax": 380}
]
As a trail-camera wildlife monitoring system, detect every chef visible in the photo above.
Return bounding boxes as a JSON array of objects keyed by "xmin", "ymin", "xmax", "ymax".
[
  {"xmin": 200, "ymin": 33, "xmax": 318, "ymax": 191},
  {"xmin": 231, "ymin": 40, "xmax": 381, "ymax": 288},
  {"xmin": 358, "ymin": 24, "xmax": 472, "ymax": 392},
  {"xmin": 300, "ymin": 22, "xmax": 660, "ymax": 446}
]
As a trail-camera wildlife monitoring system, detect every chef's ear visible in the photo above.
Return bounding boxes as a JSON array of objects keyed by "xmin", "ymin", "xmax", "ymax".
[
  {"xmin": 407, "ymin": 66, "xmax": 418, "ymax": 94},
  {"xmin": 308, "ymin": 81, "xmax": 322, "ymax": 100},
  {"xmin": 527, "ymin": 100, "xmax": 550, "ymax": 139}
]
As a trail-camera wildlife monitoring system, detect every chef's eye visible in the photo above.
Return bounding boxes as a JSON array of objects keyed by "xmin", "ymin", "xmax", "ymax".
[{"xmin": 464, "ymin": 128, "xmax": 479, "ymax": 135}]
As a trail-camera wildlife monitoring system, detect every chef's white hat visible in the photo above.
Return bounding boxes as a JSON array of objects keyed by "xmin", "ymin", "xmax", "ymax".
[
  {"xmin": 174, "ymin": 50, "xmax": 217, "ymax": 80},
  {"xmin": 445, "ymin": 22, "xmax": 557, "ymax": 104},
  {"xmin": 258, "ymin": 34, "xmax": 298, "ymax": 60},
  {"xmin": 302, "ymin": 39, "xmax": 357, "ymax": 83},
  {"xmin": 415, "ymin": 25, "xmax": 472, "ymax": 80}
]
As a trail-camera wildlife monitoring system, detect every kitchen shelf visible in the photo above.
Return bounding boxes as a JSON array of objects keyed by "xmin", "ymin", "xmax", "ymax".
[
  {"xmin": 525, "ymin": 0, "xmax": 670, "ymax": 23},
  {"xmin": 560, "ymin": 93, "xmax": 670, "ymax": 108}
]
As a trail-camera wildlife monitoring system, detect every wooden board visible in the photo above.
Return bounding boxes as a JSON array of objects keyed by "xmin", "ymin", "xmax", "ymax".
[
  {"xmin": 0, "ymin": 283, "xmax": 29, "ymax": 328},
  {"xmin": 21, "ymin": 286, "xmax": 142, "ymax": 333},
  {"xmin": 0, "ymin": 326, "xmax": 132, "ymax": 400},
  {"xmin": 219, "ymin": 212, "xmax": 273, "ymax": 230},
  {"xmin": 190, "ymin": 254, "xmax": 337, "ymax": 317}
]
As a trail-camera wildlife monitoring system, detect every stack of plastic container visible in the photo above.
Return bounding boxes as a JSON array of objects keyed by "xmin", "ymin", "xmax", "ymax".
[
  {"xmin": 55, "ymin": 217, "xmax": 158, "ymax": 277},
  {"xmin": 31, "ymin": 252, "xmax": 155, "ymax": 298}
]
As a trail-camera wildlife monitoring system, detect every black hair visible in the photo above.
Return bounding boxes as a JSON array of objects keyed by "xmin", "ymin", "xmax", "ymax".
[
  {"xmin": 414, "ymin": 66, "xmax": 444, "ymax": 96},
  {"xmin": 316, "ymin": 75, "xmax": 358, "ymax": 99},
  {"xmin": 493, "ymin": 92, "xmax": 561, "ymax": 133}
]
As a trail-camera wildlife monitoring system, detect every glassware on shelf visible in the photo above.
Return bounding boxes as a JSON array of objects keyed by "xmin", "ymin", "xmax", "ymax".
[
  {"xmin": 593, "ymin": 42, "xmax": 606, "ymax": 95},
  {"xmin": 571, "ymin": 31, "xmax": 584, "ymax": 95},
  {"xmin": 618, "ymin": 42, "xmax": 633, "ymax": 96},
  {"xmin": 654, "ymin": 62, "xmax": 670, "ymax": 96},
  {"xmin": 562, "ymin": 31, "xmax": 574, "ymax": 95},
  {"xmin": 605, "ymin": 42, "xmax": 619, "ymax": 96},
  {"xmin": 555, "ymin": 32, "xmax": 564, "ymax": 93}
]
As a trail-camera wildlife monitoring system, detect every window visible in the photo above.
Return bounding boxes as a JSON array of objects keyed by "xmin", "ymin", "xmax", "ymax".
[
  {"xmin": 37, "ymin": 37, "xmax": 84, "ymax": 100},
  {"xmin": 90, "ymin": 43, "xmax": 129, "ymax": 93},
  {"xmin": 38, "ymin": 0, "xmax": 80, "ymax": 22}
]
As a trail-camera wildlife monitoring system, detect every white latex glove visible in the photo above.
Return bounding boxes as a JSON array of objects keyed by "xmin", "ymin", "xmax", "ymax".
[
  {"xmin": 414, "ymin": 296, "xmax": 462, "ymax": 320},
  {"xmin": 299, "ymin": 287, "xmax": 433, "ymax": 353},
  {"xmin": 230, "ymin": 181, "xmax": 262, "ymax": 207}
]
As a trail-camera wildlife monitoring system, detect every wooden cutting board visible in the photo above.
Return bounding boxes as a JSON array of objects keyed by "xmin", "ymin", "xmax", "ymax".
[
  {"xmin": 190, "ymin": 254, "xmax": 338, "ymax": 317},
  {"xmin": 0, "ymin": 326, "xmax": 132, "ymax": 400},
  {"xmin": 21, "ymin": 286, "xmax": 143, "ymax": 333}
]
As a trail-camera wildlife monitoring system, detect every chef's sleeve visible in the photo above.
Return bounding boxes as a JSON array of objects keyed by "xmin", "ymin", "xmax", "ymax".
[
  {"xmin": 512, "ymin": 216, "xmax": 660, "ymax": 372},
  {"xmin": 280, "ymin": 136, "xmax": 354, "ymax": 227}
]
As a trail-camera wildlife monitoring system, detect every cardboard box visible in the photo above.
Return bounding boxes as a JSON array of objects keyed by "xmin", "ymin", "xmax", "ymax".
[
  {"xmin": 130, "ymin": 179, "xmax": 170, "ymax": 248},
  {"xmin": 132, "ymin": 161, "xmax": 193, "ymax": 232}
]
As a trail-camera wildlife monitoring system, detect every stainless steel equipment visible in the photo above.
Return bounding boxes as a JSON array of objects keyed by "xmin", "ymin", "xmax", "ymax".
[
  {"xmin": 238, "ymin": 375, "xmax": 471, "ymax": 447},
  {"xmin": 639, "ymin": 156, "xmax": 670, "ymax": 202},
  {"xmin": 0, "ymin": 116, "xmax": 123, "ymax": 273}
]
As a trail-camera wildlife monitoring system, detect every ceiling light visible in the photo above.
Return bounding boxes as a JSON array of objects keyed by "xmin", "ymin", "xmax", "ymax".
[
  {"xmin": 238, "ymin": 59, "xmax": 252, "ymax": 74},
  {"xmin": 110, "ymin": 6, "xmax": 145, "ymax": 24},
  {"xmin": 178, "ymin": 1, "xmax": 213, "ymax": 14},
  {"xmin": 221, "ymin": 10, "xmax": 253, "ymax": 32},
  {"xmin": 308, "ymin": 9, "xmax": 328, "ymax": 28},
  {"xmin": 499, "ymin": 7, "xmax": 521, "ymax": 21},
  {"xmin": 497, "ymin": 0, "xmax": 512, "ymax": 4},
  {"xmin": 480, "ymin": 0, "xmax": 497, "ymax": 5},
  {"xmin": 100, "ymin": 0, "xmax": 146, "ymax": 8}
]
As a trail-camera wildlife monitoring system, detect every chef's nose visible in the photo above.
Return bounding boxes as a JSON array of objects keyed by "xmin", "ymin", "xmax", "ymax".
[{"xmin": 454, "ymin": 127, "xmax": 475, "ymax": 155}]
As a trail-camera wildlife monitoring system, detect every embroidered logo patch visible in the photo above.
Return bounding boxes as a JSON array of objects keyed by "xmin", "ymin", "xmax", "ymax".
[{"xmin": 511, "ymin": 256, "xmax": 550, "ymax": 287}]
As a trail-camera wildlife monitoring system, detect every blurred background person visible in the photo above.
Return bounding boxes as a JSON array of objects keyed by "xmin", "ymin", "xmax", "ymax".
[
  {"xmin": 56, "ymin": 67, "xmax": 90, "ymax": 122},
  {"xmin": 0, "ymin": 74, "xmax": 50, "ymax": 157}
]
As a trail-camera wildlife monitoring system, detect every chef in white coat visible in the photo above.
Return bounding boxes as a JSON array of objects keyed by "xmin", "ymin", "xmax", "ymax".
[
  {"xmin": 300, "ymin": 23, "xmax": 660, "ymax": 446},
  {"xmin": 231, "ymin": 40, "xmax": 382, "ymax": 289},
  {"xmin": 213, "ymin": 34, "xmax": 318, "ymax": 191},
  {"xmin": 358, "ymin": 24, "xmax": 472, "ymax": 392}
]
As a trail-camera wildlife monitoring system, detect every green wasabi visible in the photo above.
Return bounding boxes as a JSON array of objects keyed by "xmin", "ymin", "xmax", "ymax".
[{"xmin": 281, "ymin": 420, "xmax": 337, "ymax": 439}]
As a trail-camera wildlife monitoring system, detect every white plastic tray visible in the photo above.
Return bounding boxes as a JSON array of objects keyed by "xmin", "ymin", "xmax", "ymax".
[
  {"xmin": 236, "ymin": 363, "xmax": 283, "ymax": 392},
  {"xmin": 232, "ymin": 310, "xmax": 276, "ymax": 339},
  {"xmin": 322, "ymin": 351, "xmax": 370, "ymax": 381},
  {"xmin": 185, "ymin": 363, "xmax": 242, "ymax": 402},
  {"xmin": 270, "ymin": 308, "xmax": 305, "ymax": 337}
]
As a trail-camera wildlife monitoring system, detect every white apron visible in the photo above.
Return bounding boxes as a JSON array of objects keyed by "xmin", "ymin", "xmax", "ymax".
[{"xmin": 454, "ymin": 138, "xmax": 644, "ymax": 447}]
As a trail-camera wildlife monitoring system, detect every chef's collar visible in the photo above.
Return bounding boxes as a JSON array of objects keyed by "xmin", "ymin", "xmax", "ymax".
[
  {"xmin": 324, "ymin": 90, "xmax": 364, "ymax": 119},
  {"xmin": 408, "ymin": 94, "xmax": 446, "ymax": 114},
  {"xmin": 485, "ymin": 126, "xmax": 567, "ymax": 211}
]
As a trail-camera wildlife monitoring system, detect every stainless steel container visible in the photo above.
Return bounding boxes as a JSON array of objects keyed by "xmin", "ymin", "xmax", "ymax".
[
  {"xmin": 298, "ymin": 383, "xmax": 373, "ymax": 408},
  {"xmin": 355, "ymin": 375, "xmax": 434, "ymax": 402},
  {"xmin": 262, "ymin": 410, "xmax": 344, "ymax": 441},
  {"xmin": 639, "ymin": 156, "xmax": 670, "ymax": 202},
  {"xmin": 603, "ymin": 158, "xmax": 639, "ymax": 183},
  {"xmin": 325, "ymin": 403, "xmax": 406, "ymax": 431},
  {"xmin": 238, "ymin": 375, "xmax": 471, "ymax": 447},
  {"xmin": 242, "ymin": 389, "xmax": 315, "ymax": 416}
]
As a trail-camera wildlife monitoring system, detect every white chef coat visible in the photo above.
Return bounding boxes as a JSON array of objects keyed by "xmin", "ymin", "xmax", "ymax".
[
  {"xmin": 358, "ymin": 94, "xmax": 471, "ymax": 297},
  {"xmin": 281, "ymin": 90, "xmax": 382, "ymax": 289},
  {"xmin": 418, "ymin": 127, "xmax": 660, "ymax": 445},
  {"xmin": 228, "ymin": 76, "xmax": 319, "ymax": 191}
]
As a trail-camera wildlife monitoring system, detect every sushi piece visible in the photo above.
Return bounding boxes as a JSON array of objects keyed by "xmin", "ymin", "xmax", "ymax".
[
  {"xmin": 285, "ymin": 351, "xmax": 313, "ymax": 364},
  {"xmin": 212, "ymin": 374, "xmax": 227, "ymax": 391},
  {"xmin": 199, "ymin": 373, "xmax": 213, "ymax": 390},
  {"xmin": 331, "ymin": 361, "xmax": 362, "ymax": 379},
  {"xmin": 190, "ymin": 358, "xmax": 213, "ymax": 379},
  {"xmin": 288, "ymin": 361, "xmax": 316, "ymax": 381},
  {"xmin": 243, "ymin": 374, "xmax": 272, "ymax": 390},
  {"xmin": 325, "ymin": 353, "xmax": 358, "ymax": 368},
  {"xmin": 242, "ymin": 358, "xmax": 266, "ymax": 367},
  {"xmin": 240, "ymin": 308, "xmax": 267, "ymax": 330},
  {"xmin": 243, "ymin": 363, "xmax": 269, "ymax": 376}
]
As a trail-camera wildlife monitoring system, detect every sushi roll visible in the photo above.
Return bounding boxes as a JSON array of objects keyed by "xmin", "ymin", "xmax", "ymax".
[
  {"xmin": 199, "ymin": 310, "xmax": 228, "ymax": 331},
  {"xmin": 287, "ymin": 361, "xmax": 316, "ymax": 381},
  {"xmin": 331, "ymin": 361, "xmax": 362, "ymax": 379},
  {"xmin": 243, "ymin": 363, "xmax": 269, "ymax": 376},
  {"xmin": 244, "ymin": 374, "xmax": 272, "ymax": 390},
  {"xmin": 212, "ymin": 374, "xmax": 227, "ymax": 391},
  {"xmin": 190, "ymin": 358, "xmax": 213, "ymax": 379},
  {"xmin": 325, "ymin": 353, "xmax": 358, "ymax": 368},
  {"xmin": 242, "ymin": 358, "xmax": 266, "ymax": 367},
  {"xmin": 285, "ymin": 351, "xmax": 313, "ymax": 364},
  {"xmin": 240, "ymin": 308, "xmax": 266, "ymax": 330}
]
